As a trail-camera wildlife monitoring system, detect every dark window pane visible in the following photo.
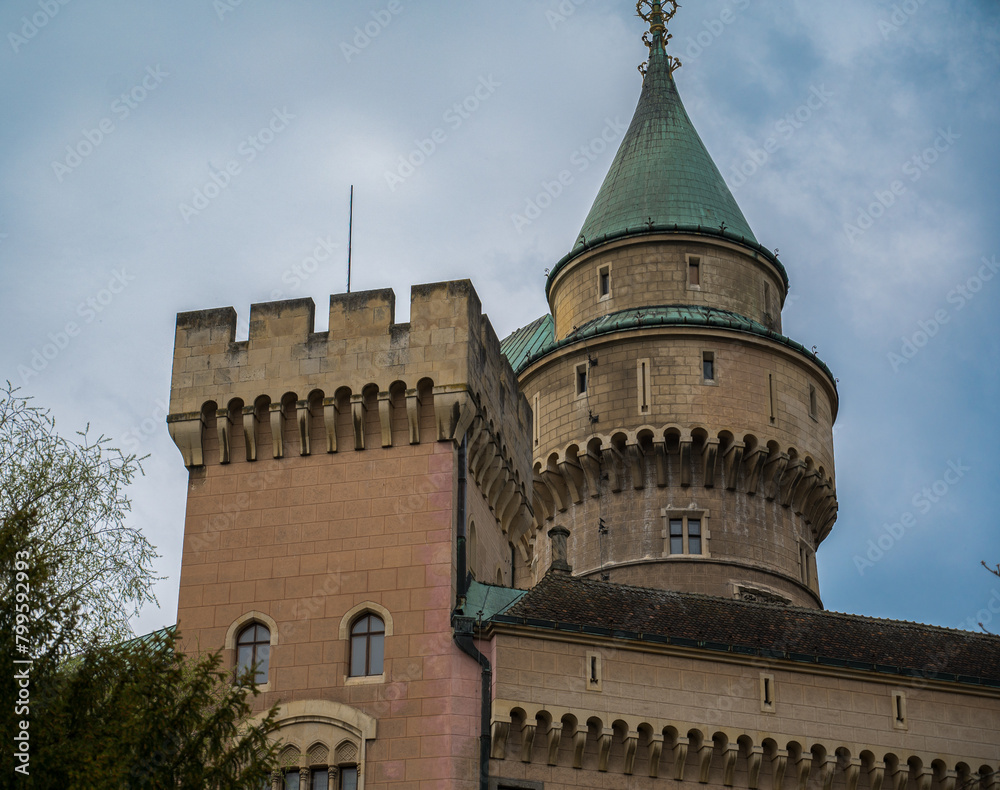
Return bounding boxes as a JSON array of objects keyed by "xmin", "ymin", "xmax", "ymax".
[
  {"xmin": 670, "ymin": 536, "xmax": 684, "ymax": 555},
  {"xmin": 688, "ymin": 534, "xmax": 701, "ymax": 555},
  {"xmin": 312, "ymin": 769, "xmax": 328, "ymax": 788},
  {"xmin": 238, "ymin": 627, "xmax": 252, "ymax": 644},
  {"xmin": 237, "ymin": 645, "xmax": 253, "ymax": 673},
  {"xmin": 284, "ymin": 772, "xmax": 299, "ymax": 790},
  {"xmin": 688, "ymin": 520, "xmax": 701, "ymax": 535},
  {"xmin": 256, "ymin": 624, "xmax": 269, "ymax": 641},
  {"xmin": 600, "ymin": 272, "xmax": 610, "ymax": 295},
  {"xmin": 352, "ymin": 615, "xmax": 368, "ymax": 635},
  {"xmin": 669, "ymin": 519, "xmax": 683, "ymax": 536},
  {"xmin": 369, "ymin": 633, "xmax": 384, "ymax": 674},
  {"xmin": 255, "ymin": 645, "xmax": 270, "ymax": 683},
  {"xmin": 369, "ymin": 616, "xmax": 385, "ymax": 635},
  {"xmin": 703, "ymin": 358, "xmax": 714, "ymax": 380},
  {"xmin": 341, "ymin": 767, "xmax": 358, "ymax": 790}
]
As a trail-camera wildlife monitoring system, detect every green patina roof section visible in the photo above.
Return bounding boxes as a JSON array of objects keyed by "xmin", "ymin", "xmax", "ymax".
[
  {"xmin": 546, "ymin": 41, "xmax": 765, "ymax": 295},
  {"xmin": 460, "ymin": 580, "xmax": 527, "ymax": 621},
  {"xmin": 578, "ymin": 43, "xmax": 755, "ymax": 245},
  {"xmin": 499, "ymin": 305, "xmax": 836, "ymax": 389}
]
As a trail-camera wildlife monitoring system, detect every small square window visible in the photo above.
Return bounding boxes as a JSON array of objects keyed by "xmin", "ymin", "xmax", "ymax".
[
  {"xmin": 665, "ymin": 514, "xmax": 707, "ymax": 556},
  {"xmin": 575, "ymin": 364, "xmax": 588, "ymax": 396}
]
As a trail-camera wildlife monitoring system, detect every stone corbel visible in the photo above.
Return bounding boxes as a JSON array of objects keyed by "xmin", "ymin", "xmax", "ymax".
[
  {"xmin": 405, "ymin": 390, "xmax": 421, "ymax": 445},
  {"xmin": 351, "ymin": 396, "xmax": 366, "ymax": 450},
  {"xmin": 471, "ymin": 439, "xmax": 497, "ymax": 485},
  {"xmin": 434, "ymin": 388, "xmax": 474, "ymax": 442},
  {"xmin": 747, "ymin": 747, "xmax": 764, "ymax": 790},
  {"xmin": 795, "ymin": 754, "xmax": 813, "ymax": 790},
  {"xmin": 377, "ymin": 393, "xmax": 392, "ymax": 448},
  {"xmin": 623, "ymin": 731, "xmax": 639, "ymax": 775},
  {"xmin": 674, "ymin": 737, "xmax": 690, "ymax": 781},
  {"xmin": 558, "ymin": 458, "xmax": 585, "ymax": 503},
  {"xmin": 846, "ymin": 759, "xmax": 862, "ymax": 790},
  {"xmin": 269, "ymin": 403, "xmax": 284, "ymax": 458},
  {"xmin": 572, "ymin": 726, "xmax": 588, "ymax": 769},
  {"xmin": 779, "ymin": 458, "xmax": 806, "ymax": 506},
  {"xmin": 654, "ymin": 441, "xmax": 669, "ymax": 486},
  {"xmin": 601, "ymin": 446, "xmax": 624, "ymax": 493},
  {"xmin": 542, "ymin": 468, "xmax": 569, "ymax": 512},
  {"xmin": 520, "ymin": 721, "xmax": 536, "ymax": 763},
  {"xmin": 744, "ymin": 446, "xmax": 768, "ymax": 495},
  {"xmin": 982, "ymin": 771, "xmax": 998, "ymax": 790},
  {"xmin": 296, "ymin": 400, "xmax": 311, "ymax": 456},
  {"xmin": 490, "ymin": 720, "xmax": 510, "ymax": 760},
  {"xmin": 216, "ymin": 408, "xmax": 232, "ymax": 464},
  {"xmin": 771, "ymin": 750, "xmax": 788, "ymax": 790},
  {"xmin": 627, "ymin": 444, "xmax": 645, "ymax": 490},
  {"xmin": 763, "ymin": 452, "xmax": 789, "ymax": 502},
  {"xmin": 791, "ymin": 469, "xmax": 820, "ymax": 514},
  {"xmin": 168, "ymin": 413, "xmax": 205, "ymax": 467},
  {"xmin": 597, "ymin": 729, "xmax": 613, "ymax": 772},
  {"xmin": 581, "ymin": 450, "xmax": 602, "ymax": 497},
  {"xmin": 868, "ymin": 762, "xmax": 885, "ymax": 790},
  {"xmin": 679, "ymin": 439, "xmax": 693, "ymax": 487},
  {"xmin": 242, "ymin": 406, "xmax": 258, "ymax": 461},
  {"xmin": 532, "ymin": 477, "xmax": 553, "ymax": 524},
  {"xmin": 915, "ymin": 767, "xmax": 932, "ymax": 790},
  {"xmin": 322, "ymin": 399, "xmax": 339, "ymax": 453},
  {"xmin": 648, "ymin": 734, "xmax": 664, "ymax": 778},
  {"xmin": 723, "ymin": 744, "xmax": 739, "ymax": 787},
  {"xmin": 939, "ymin": 769, "xmax": 958, "ymax": 790},
  {"xmin": 702, "ymin": 438, "xmax": 720, "ymax": 488},
  {"xmin": 889, "ymin": 764, "xmax": 908, "ymax": 790},
  {"xmin": 723, "ymin": 441, "xmax": 745, "ymax": 490},
  {"xmin": 698, "ymin": 742, "xmax": 714, "ymax": 783},
  {"xmin": 544, "ymin": 720, "xmax": 561, "ymax": 766},
  {"xmin": 818, "ymin": 756, "xmax": 836, "ymax": 790}
]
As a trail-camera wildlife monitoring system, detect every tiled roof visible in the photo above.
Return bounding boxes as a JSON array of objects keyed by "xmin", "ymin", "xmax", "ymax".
[
  {"xmin": 499, "ymin": 306, "xmax": 836, "ymax": 387},
  {"xmin": 493, "ymin": 574, "xmax": 1000, "ymax": 687}
]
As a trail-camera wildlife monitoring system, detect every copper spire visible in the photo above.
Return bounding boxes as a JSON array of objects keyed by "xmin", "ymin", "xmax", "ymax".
[{"xmin": 637, "ymin": 1, "xmax": 681, "ymax": 76}]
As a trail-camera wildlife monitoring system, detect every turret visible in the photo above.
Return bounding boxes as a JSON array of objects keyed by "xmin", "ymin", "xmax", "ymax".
[{"xmin": 502, "ymin": 2, "xmax": 838, "ymax": 607}]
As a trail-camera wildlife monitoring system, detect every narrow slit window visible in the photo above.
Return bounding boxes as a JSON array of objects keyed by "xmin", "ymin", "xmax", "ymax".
[
  {"xmin": 764, "ymin": 677, "xmax": 772, "ymax": 705},
  {"xmin": 637, "ymin": 358, "xmax": 651, "ymax": 414},
  {"xmin": 769, "ymin": 374, "xmax": 777, "ymax": 422},
  {"xmin": 598, "ymin": 266, "xmax": 611, "ymax": 299},
  {"xmin": 761, "ymin": 673, "xmax": 776, "ymax": 712},
  {"xmin": 702, "ymin": 352, "xmax": 715, "ymax": 383},
  {"xmin": 809, "ymin": 384, "xmax": 818, "ymax": 419},
  {"xmin": 586, "ymin": 651, "xmax": 602, "ymax": 691},
  {"xmin": 688, "ymin": 256, "xmax": 701, "ymax": 287},
  {"xmin": 892, "ymin": 691, "xmax": 907, "ymax": 729},
  {"xmin": 576, "ymin": 364, "xmax": 588, "ymax": 396},
  {"xmin": 590, "ymin": 656, "xmax": 598, "ymax": 683},
  {"xmin": 532, "ymin": 394, "xmax": 540, "ymax": 447}
]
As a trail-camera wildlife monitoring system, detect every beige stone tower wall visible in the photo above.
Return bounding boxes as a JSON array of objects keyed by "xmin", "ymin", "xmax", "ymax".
[
  {"xmin": 168, "ymin": 281, "xmax": 533, "ymax": 788},
  {"xmin": 520, "ymin": 237, "xmax": 838, "ymax": 606}
]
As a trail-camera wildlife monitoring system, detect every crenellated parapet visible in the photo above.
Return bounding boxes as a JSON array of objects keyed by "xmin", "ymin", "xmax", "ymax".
[{"xmin": 167, "ymin": 281, "xmax": 534, "ymax": 541}]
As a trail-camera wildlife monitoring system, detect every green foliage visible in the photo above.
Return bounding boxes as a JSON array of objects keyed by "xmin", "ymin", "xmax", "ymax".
[
  {"xmin": 0, "ymin": 390, "xmax": 280, "ymax": 787},
  {"xmin": 0, "ymin": 383, "xmax": 158, "ymax": 649}
]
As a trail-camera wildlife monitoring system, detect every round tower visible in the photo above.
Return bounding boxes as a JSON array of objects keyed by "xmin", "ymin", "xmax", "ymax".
[{"xmin": 503, "ymin": 3, "xmax": 838, "ymax": 608}]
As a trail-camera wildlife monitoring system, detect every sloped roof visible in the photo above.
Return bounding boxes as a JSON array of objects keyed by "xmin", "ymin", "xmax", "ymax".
[
  {"xmin": 499, "ymin": 305, "xmax": 836, "ymax": 388},
  {"xmin": 492, "ymin": 573, "xmax": 1000, "ymax": 687}
]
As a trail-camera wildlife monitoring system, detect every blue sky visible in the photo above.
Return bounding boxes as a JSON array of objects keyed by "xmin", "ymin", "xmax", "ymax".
[{"xmin": 1, "ymin": 0, "xmax": 997, "ymax": 635}]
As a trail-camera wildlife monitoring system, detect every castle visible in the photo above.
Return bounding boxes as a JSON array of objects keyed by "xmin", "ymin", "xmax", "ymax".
[{"xmin": 166, "ymin": 4, "xmax": 1000, "ymax": 788}]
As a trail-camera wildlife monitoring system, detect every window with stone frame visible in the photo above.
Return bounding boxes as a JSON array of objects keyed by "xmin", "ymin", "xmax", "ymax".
[
  {"xmin": 349, "ymin": 614, "xmax": 385, "ymax": 677},
  {"xmin": 662, "ymin": 510, "xmax": 710, "ymax": 557},
  {"xmin": 236, "ymin": 622, "xmax": 271, "ymax": 684}
]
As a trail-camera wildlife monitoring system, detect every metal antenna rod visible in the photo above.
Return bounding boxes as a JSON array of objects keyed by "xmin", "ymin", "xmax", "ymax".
[{"xmin": 346, "ymin": 184, "xmax": 354, "ymax": 293}]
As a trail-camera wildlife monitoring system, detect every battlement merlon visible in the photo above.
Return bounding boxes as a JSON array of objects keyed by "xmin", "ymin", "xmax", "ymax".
[{"xmin": 167, "ymin": 280, "xmax": 533, "ymax": 504}]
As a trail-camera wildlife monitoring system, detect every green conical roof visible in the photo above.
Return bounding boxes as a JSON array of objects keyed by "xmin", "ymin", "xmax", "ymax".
[{"xmin": 575, "ymin": 39, "xmax": 756, "ymax": 248}]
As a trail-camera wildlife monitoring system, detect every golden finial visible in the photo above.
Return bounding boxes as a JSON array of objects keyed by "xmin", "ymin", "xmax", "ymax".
[{"xmin": 637, "ymin": 0, "xmax": 682, "ymax": 75}]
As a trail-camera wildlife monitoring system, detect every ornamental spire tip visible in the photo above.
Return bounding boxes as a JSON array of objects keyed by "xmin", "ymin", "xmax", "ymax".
[{"xmin": 637, "ymin": 0, "xmax": 681, "ymax": 76}]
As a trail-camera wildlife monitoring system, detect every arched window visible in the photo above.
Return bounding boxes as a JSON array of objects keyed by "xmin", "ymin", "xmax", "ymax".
[
  {"xmin": 349, "ymin": 614, "xmax": 385, "ymax": 677},
  {"xmin": 236, "ymin": 623, "xmax": 270, "ymax": 684}
]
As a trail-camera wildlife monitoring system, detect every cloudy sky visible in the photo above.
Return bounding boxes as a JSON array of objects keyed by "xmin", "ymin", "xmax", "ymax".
[{"xmin": 2, "ymin": 0, "xmax": 998, "ymax": 637}]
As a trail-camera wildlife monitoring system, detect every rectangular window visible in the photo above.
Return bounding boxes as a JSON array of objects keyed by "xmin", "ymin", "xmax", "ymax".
[
  {"xmin": 598, "ymin": 265, "xmax": 611, "ymax": 299},
  {"xmin": 892, "ymin": 691, "xmax": 907, "ymax": 730},
  {"xmin": 702, "ymin": 351, "xmax": 715, "ymax": 383},
  {"xmin": 637, "ymin": 358, "xmax": 651, "ymax": 414},
  {"xmin": 312, "ymin": 769, "xmax": 329, "ymax": 789},
  {"xmin": 341, "ymin": 767, "xmax": 359, "ymax": 790},
  {"xmin": 688, "ymin": 256, "xmax": 701, "ymax": 287},
  {"xmin": 760, "ymin": 673, "xmax": 776, "ymax": 712},
  {"xmin": 576, "ymin": 364, "xmax": 588, "ymax": 396},
  {"xmin": 284, "ymin": 772, "xmax": 300, "ymax": 790},
  {"xmin": 586, "ymin": 650, "xmax": 603, "ymax": 691},
  {"xmin": 768, "ymin": 373, "xmax": 777, "ymax": 423},
  {"xmin": 666, "ymin": 514, "xmax": 707, "ymax": 556},
  {"xmin": 809, "ymin": 384, "xmax": 818, "ymax": 419}
]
